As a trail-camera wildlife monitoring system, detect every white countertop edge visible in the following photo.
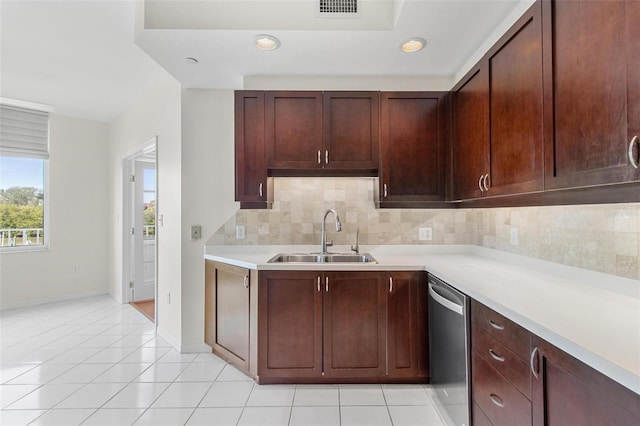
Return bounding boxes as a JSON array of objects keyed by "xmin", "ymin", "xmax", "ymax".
[{"xmin": 203, "ymin": 243, "xmax": 640, "ymax": 395}]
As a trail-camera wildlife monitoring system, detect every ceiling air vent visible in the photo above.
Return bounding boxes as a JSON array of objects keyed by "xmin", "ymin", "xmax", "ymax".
[{"xmin": 319, "ymin": 0, "xmax": 358, "ymax": 14}]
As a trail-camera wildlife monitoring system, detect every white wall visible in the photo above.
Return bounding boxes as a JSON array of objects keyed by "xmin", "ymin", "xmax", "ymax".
[
  {"xmin": 0, "ymin": 115, "xmax": 110, "ymax": 309},
  {"xmin": 108, "ymin": 71, "xmax": 182, "ymax": 346},
  {"xmin": 180, "ymin": 89, "xmax": 238, "ymax": 349},
  {"xmin": 244, "ymin": 75, "xmax": 454, "ymax": 91}
]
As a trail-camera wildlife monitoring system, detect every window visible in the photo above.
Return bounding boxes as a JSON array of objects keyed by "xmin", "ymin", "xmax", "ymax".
[{"xmin": 0, "ymin": 101, "xmax": 50, "ymax": 250}]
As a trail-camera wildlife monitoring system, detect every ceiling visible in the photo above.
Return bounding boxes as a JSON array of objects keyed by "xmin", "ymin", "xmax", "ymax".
[{"xmin": 1, "ymin": 0, "xmax": 522, "ymax": 123}]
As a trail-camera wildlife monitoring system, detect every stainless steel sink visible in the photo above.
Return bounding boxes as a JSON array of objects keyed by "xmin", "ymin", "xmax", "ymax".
[{"xmin": 267, "ymin": 253, "xmax": 377, "ymax": 264}]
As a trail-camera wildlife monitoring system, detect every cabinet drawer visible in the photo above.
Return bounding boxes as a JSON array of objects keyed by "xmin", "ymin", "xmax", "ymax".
[
  {"xmin": 471, "ymin": 301, "xmax": 530, "ymax": 360},
  {"xmin": 472, "ymin": 322, "xmax": 530, "ymax": 399},
  {"xmin": 472, "ymin": 402, "xmax": 494, "ymax": 426},
  {"xmin": 472, "ymin": 352, "xmax": 531, "ymax": 426}
]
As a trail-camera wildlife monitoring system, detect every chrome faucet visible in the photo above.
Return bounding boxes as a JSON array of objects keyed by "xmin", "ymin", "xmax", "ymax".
[
  {"xmin": 321, "ymin": 209, "xmax": 342, "ymax": 254},
  {"xmin": 351, "ymin": 228, "xmax": 359, "ymax": 254}
]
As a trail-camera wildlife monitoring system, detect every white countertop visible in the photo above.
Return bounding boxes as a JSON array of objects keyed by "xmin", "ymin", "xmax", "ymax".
[{"xmin": 204, "ymin": 244, "xmax": 640, "ymax": 395}]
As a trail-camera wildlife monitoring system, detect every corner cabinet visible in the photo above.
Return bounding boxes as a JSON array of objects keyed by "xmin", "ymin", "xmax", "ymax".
[
  {"xmin": 234, "ymin": 91, "xmax": 272, "ymax": 209},
  {"xmin": 542, "ymin": 0, "xmax": 640, "ymax": 189},
  {"xmin": 379, "ymin": 92, "xmax": 448, "ymax": 207},
  {"xmin": 257, "ymin": 270, "xmax": 427, "ymax": 383},
  {"xmin": 453, "ymin": 2, "xmax": 544, "ymax": 200}
]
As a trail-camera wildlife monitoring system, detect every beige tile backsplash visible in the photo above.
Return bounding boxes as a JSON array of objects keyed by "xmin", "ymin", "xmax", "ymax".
[{"xmin": 210, "ymin": 178, "xmax": 640, "ymax": 280}]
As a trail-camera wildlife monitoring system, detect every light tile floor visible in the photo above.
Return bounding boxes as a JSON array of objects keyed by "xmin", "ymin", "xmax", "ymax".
[{"xmin": 0, "ymin": 295, "xmax": 446, "ymax": 425}]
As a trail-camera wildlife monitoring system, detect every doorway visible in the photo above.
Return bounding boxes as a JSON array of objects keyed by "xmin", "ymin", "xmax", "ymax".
[{"xmin": 123, "ymin": 140, "xmax": 157, "ymax": 323}]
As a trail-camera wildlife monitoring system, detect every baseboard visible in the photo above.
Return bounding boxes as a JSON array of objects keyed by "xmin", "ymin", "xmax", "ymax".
[
  {"xmin": 181, "ymin": 343, "xmax": 212, "ymax": 354},
  {"xmin": 156, "ymin": 325, "xmax": 181, "ymax": 351},
  {"xmin": 0, "ymin": 289, "xmax": 109, "ymax": 311}
]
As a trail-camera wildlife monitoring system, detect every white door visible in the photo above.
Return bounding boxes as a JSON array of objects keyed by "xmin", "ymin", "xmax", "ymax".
[{"xmin": 133, "ymin": 160, "xmax": 156, "ymax": 302}]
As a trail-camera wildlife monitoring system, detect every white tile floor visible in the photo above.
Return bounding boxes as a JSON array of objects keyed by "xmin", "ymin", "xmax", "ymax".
[{"xmin": 0, "ymin": 295, "xmax": 446, "ymax": 425}]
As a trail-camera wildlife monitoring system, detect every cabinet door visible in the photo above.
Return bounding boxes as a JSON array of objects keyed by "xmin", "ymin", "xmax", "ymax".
[
  {"xmin": 486, "ymin": 3, "xmax": 544, "ymax": 196},
  {"xmin": 258, "ymin": 271, "xmax": 323, "ymax": 379},
  {"xmin": 380, "ymin": 92, "xmax": 447, "ymax": 204},
  {"xmin": 266, "ymin": 91, "xmax": 323, "ymax": 169},
  {"xmin": 235, "ymin": 91, "xmax": 270, "ymax": 208},
  {"xmin": 543, "ymin": 0, "xmax": 638, "ymax": 189},
  {"xmin": 323, "ymin": 271, "xmax": 386, "ymax": 378},
  {"xmin": 386, "ymin": 271, "xmax": 428, "ymax": 378},
  {"xmin": 531, "ymin": 336, "xmax": 640, "ymax": 426},
  {"xmin": 323, "ymin": 92, "xmax": 379, "ymax": 170},
  {"xmin": 452, "ymin": 65, "xmax": 490, "ymax": 200},
  {"xmin": 206, "ymin": 261, "xmax": 250, "ymax": 370},
  {"xmin": 627, "ymin": 0, "xmax": 640, "ymax": 178}
]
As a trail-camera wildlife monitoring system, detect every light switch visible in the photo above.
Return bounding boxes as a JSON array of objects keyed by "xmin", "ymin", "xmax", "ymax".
[
  {"xmin": 191, "ymin": 225, "xmax": 202, "ymax": 240},
  {"xmin": 419, "ymin": 227, "xmax": 432, "ymax": 241}
]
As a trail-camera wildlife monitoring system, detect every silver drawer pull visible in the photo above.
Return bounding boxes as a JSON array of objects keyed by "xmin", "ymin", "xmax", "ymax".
[
  {"xmin": 483, "ymin": 174, "xmax": 490, "ymax": 191},
  {"xmin": 259, "ymin": 182, "xmax": 263, "ymax": 197},
  {"xmin": 243, "ymin": 275, "xmax": 249, "ymax": 288},
  {"xmin": 489, "ymin": 349, "xmax": 505, "ymax": 363},
  {"xmin": 489, "ymin": 319, "xmax": 505, "ymax": 330},
  {"xmin": 325, "ymin": 150, "xmax": 329, "ymax": 164},
  {"xmin": 478, "ymin": 175, "xmax": 484, "ymax": 192},
  {"xmin": 325, "ymin": 276, "xmax": 329, "ymax": 293},
  {"xmin": 383, "ymin": 184, "xmax": 388, "ymax": 198},
  {"xmin": 317, "ymin": 150, "xmax": 321, "ymax": 164},
  {"xmin": 317, "ymin": 276, "xmax": 321, "ymax": 292},
  {"xmin": 489, "ymin": 393, "xmax": 504, "ymax": 408}
]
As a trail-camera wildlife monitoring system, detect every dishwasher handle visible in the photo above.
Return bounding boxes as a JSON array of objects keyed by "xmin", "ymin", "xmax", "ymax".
[{"xmin": 428, "ymin": 282, "xmax": 464, "ymax": 316}]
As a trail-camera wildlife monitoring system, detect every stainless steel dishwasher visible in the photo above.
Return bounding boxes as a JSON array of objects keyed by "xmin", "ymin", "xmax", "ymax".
[{"xmin": 428, "ymin": 274, "xmax": 470, "ymax": 426}]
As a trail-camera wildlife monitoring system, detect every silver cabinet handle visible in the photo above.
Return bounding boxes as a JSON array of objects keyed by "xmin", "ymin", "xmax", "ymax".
[
  {"xmin": 389, "ymin": 277, "xmax": 393, "ymax": 293},
  {"xmin": 259, "ymin": 183, "xmax": 263, "ymax": 197},
  {"xmin": 325, "ymin": 150, "xmax": 329, "ymax": 164},
  {"xmin": 530, "ymin": 347, "xmax": 539, "ymax": 379},
  {"xmin": 489, "ymin": 319, "xmax": 504, "ymax": 330},
  {"xmin": 483, "ymin": 174, "xmax": 490, "ymax": 191},
  {"xmin": 629, "ymin": 135, "xmax": 639, "ymax": 169},
  {"xmin": 383, "ymin": 184, "xmax": 388, "ymax": 198},
  {"xmin": 489, "ymin": 393, "xmax": 504, "ymax": 408},
  {"xmin": 489, "ymin": 349, "xmax": 505, "ymax": 363},
  {"xmin": 317, "ymin": 276, "xmax": 321, "ymax": 292},
  {"xmin": 325, "ymin": 276, "xmax": 329, "ymax": 293},
  {"xmin": 317, "ymin": 150, "xmax": 321, "ymax": 164},
  {"xmin": 243, "ymin": 275, "xmax": 249, "ymax": 289},
  {"xmin": 478, "ymin": 175, "xmax": 484, "ymax": 192}
]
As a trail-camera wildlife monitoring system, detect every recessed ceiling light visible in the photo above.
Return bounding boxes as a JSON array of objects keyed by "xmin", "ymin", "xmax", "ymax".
[
  {"xmin": 255, "ymin": 34, "xmax": 281, "ymax": 51},
  {"xmin": 185, "ymin": 57, "xmax": 199, "ymax": 64},
  {"xmin": 400, "ymin": 37, "xmax": 427, "ymax": 53}
]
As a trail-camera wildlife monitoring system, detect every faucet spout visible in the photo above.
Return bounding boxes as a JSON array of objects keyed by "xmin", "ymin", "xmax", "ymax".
[{"xmin": 321, "ymin": 209, "xmax": 342, "ymax": 254}]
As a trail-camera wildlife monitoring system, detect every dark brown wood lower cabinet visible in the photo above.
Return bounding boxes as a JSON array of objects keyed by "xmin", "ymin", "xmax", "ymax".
[
  {"xmin": 205, "ymin": 261, "xmax": 251, "ymax": 371},
  {"xmin": 258, "ymin": 271, "xmax": 323, "ymax": 380},
  {"xmin": 323, "ymin": 272, "xmax": 386, "ymax": 378},
  {"xmin": 386, "ymin": 271, "xmax": 428, "ymax": 379},
  {"xmin": 256, "ymin": 270, "xmax": 428, "ymax": 383},
  {"xmin": 531, "ymin": 336, "xmax": 640, "ymax": 426}
]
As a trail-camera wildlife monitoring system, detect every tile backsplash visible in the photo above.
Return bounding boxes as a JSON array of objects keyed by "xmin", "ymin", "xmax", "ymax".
[{"xmin": 209, "ymin": 178, "xmax": 640, "ymax": 280}]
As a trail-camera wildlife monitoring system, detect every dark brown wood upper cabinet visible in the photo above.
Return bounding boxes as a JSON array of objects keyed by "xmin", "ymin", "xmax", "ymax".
[
  {"xmin": 323, "ymin": 92, "xmax": 379, "ymax": 170},
  {"xmin": 235, "ymin": 91, "xmax": 271, "ymax": 208},
  {"xmin": 265, "ymin": 91, "xmax": 323, "ymax": 170},
  {"xmin": 487, "ymin": 2, "xmax": 545, "ymax": 196},
  {"xmin": 452, "ymin": 65, "xmax": 490, "ymax": 201},
  {"xmin": 453, "ymin": 2, "xmax": 544, "ymax": 201},
  {"xmin": 543, "ymin": 0, "xmax": 640, "ymax": 189},
  {"xmin": 265, "ymin": 91, "xmax": 379, "ymax": 172},
  {"xmin": 379, "ymin": 92, "xmax": 447, "ymax": 206}
]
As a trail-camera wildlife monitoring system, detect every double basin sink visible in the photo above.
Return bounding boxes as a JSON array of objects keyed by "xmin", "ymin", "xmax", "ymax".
[{"xmin": 268, "ymin": 252, "xmax": 377, "ymax": 264}]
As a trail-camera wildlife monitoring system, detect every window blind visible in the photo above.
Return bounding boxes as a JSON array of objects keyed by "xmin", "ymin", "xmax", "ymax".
[{"xmin": 0, "ymin": 104, "xmax": 50, "ymax": 159}]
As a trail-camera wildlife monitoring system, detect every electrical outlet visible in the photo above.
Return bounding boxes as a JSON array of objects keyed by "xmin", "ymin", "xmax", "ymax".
[
  {"xmin": 510, "ymin": 227, "xmax": 519, "ymax": 245},
  {"xmin": 419, "ymin": 227, "xmax": 433, "ymax": 241},
  {"xmin": 236, "ymin": 225, "xmax": 246, "ymax": 240},
  {"xmin": 191, "ymin": 225, "xmax": 202, "ymax": 240}
]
